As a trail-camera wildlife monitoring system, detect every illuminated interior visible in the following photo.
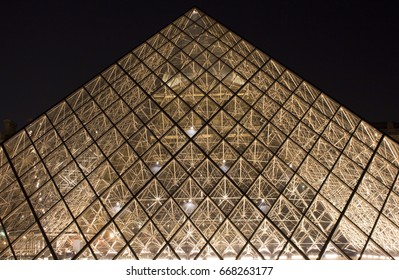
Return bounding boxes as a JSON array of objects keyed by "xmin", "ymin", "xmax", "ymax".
[{"xmin": 1, "ymin": 8, "xmax": 399, "ymax": 260}]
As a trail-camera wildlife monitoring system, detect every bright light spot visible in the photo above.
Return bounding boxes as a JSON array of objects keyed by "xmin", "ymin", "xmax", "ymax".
[
  {"xmin": 325, "ymin": 253, "xmax": 338, "ymax": 259},
  {"xmin": 150, "ymin": 162, "xmax": 162, "ymax": 174},
  {"xmin": 240, "ymin": 256, "xmax": 254, "ymax": 260},
  {"xmin": 220, "ymin": 162, "xmax": 229, "ymax": 172},
  {"xmin": 186, "ymin": 127, "xmax": 197, "ymax": 137},
  {"xmin": 112, "ymin": 203, "xmax": 122, "ymax": 214},
  {"xmin": 109, "ymin": 232, "xmax": 115, "ymax": 238},
  {"xmin": 183, "ymin": 200, "xmax": 196, "ymax": 215},
  {"xmin": 258, "ymin": 200, "xmax": 269, "ymax": 213}
]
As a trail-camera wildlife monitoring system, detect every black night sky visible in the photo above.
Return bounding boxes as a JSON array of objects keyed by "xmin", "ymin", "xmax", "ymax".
[{"xmin": 1, "ymin": 0, "xmax": 399, "ymax": 131}]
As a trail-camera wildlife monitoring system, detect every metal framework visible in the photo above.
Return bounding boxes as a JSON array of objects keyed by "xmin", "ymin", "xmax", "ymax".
[{"xmin": 1, "ymin": 8, "xmax": 399, "ymax": 260}]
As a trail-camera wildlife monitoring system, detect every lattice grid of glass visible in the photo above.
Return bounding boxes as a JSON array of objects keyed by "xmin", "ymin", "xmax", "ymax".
[{"xmin": 1, "ymin": 8, "xmax": 399, "ymax": 260}]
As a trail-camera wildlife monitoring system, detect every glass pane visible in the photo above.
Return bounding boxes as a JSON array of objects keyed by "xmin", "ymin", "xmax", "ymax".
[
  {"xmin": 291, "ymin": 218, "xmax": 327, "ymax": 259},
  {"xmin": 229, "ymin": 197, "xmax": 263, "ymax": 238},
  {"xmin": 170, "ymin": 221, "xmax": 206, "ymax": 259},
  {"xmin": 250, "ymin": 219, "xmax": 287, "ymax": 259},
  {"xmin": 210, "ymin": 220, "xmax": 246, "ymax": 259},
  {"xmin": 130, "ymin": 222, "xmax": 165, "ymax": 260},
  {"xmin": 267, "ymin": 196, "xmax": 301, "ymax": 236}
]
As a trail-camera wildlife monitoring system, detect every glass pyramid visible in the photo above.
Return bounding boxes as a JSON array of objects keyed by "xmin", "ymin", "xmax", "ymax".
[{"xmin": 1, "ymin": 8, "xmax": 399, "ymax": 260}]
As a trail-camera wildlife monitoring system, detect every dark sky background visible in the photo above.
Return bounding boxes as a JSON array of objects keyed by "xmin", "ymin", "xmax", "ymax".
[{"xmin": 1, "ymin": 0, "xmax": 399, "ymax": 131}]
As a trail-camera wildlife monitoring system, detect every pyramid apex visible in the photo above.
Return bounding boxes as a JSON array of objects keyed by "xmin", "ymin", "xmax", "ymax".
[{"xmin": 185, "ymin": 7, "xmax": 204, "ymax": 20}]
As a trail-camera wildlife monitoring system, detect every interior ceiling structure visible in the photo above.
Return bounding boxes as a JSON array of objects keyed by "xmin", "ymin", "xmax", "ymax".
[{"xmin": 1, "ymin": 8, "xmax": 399, "ymax": 260}]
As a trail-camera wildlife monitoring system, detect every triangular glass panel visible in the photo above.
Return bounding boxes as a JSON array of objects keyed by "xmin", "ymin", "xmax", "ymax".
[
  {"xmin": 278, "ymin": 243, "xmax": 306, "ymax": 260},
  {"xmin": 197, "ymin": 244, "xmax": 221, "ymax": 260},
  {"xmin": 331, "ymin": 217, "xmax": 368, "ymax": 260},
  {"xmin": 76, "ymin": 247, "xmax": 96, "ymax": 260},
  {"xmin": 191, "ymin": 198, "xmax": 225, "ymax": 239},
  {"xmin": 129, "ymin": 222, "xmax": 165, "ymax": 260},
  {"xmin": 361, "ymin": 240, "xmax": 393, "ymax": 260},
  {"xmin": 12, "ymin": 224, "xmax": 47, "ymax": 259},
  {"xmin": 156, "ymin": 245, "xmax": 179, "ymax": 260},
  {"xmin": 0, "ymin": 247, "xmax": 14, "ymax": 260},
  {"xmin": 170, "ymin": 220, "xmax": 206, "ymax": 260},
  {"xmin": 247, "ymin": 176, "xmax": 280, "ymax": 214},
  {"xmin": 291, "ymin": 218, "xmax": 327, "ymax": 259},
  {"xmin": 371, "ymin": 215, "xmax": 399, "ymax": 259},
  {"xmin": 91, "ymin": 222, "xmax": 126, "ymax": 259},
  {"xmin": 156, "ymin": 160, "xmax": 188, "ymax": 195},
  {"xmin": 192, "ymin": 159, "xmax": 223, "ymax": 194},
  {"xmin": 152, "ymin": 199, "xmax": 186, "ymax": 240},
  {"xmin": 173, "ymin": 178, "xmax": 204, "ymax": 216},
  {"xmin": 320, "ymin": 242, "xmax": 348, "ymax": 260},
  {"xmin": 209, "ymin": 220, "xmax": 246, "ymax": 259},
  {"xmin": 115, "ymin": 246, "xmax": 137, "ymax": 260},
  {"xmin": 210, "ymin": 177, "xmax": 242, "ymax": 215},
  {"xmin": 237, "ymin": 243, "xmax": 263, "ymax": 260},
  {"xmin": 137, "ymin": 179, "xmax": 169, "ymax": 216},
  {"xmin": 229, "ymin": 197, "xmax": 263, "ymax": 238},
  {"xmin": 51, "ymin": 222, "xmax": 86, "ymax": 260},
  {"xmin": 250, "ymin": 219, "xmax": 287, "ymax": 260},
  {"xmin": 114, "ymin": 199, "xmax": 148, "ymax": 241}
]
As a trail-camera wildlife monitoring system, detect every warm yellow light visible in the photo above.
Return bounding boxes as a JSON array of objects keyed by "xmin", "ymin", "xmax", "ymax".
[{"xmin": 325, "ymin": 253, "xmax": 338, "ymax": 259}]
